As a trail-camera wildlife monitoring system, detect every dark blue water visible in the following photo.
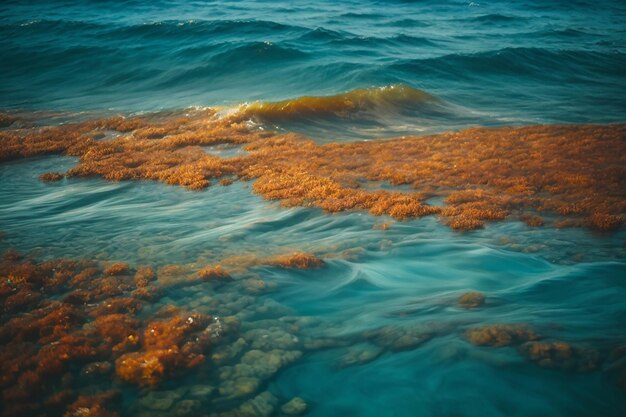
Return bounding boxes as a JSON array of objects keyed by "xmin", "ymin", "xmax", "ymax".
[
  {"xmin": 1, "ymin": 0, "xmax": 626, "ymax": 129},
  {"xmin": 1, "ymin": 1, "xmax": 626, "ymax": 417}
]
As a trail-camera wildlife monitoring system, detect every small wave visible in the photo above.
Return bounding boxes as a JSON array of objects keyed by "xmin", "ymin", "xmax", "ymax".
[
  {"xmin": 338, "ymin": 12, "xmax": 383, "ymax": 20},
  {"xmin": 107, "ymin": 19, "xmax": 303, "ymax": 39},
  {"xmin": 470, "ymin": 14, "xmax": 522, "ymax": 23},
  {"xmin": 231, "ymin": 85, "xmax": 443, "ymax": 122},
  {"xmin": 159, "ymin": 41, "xmax": 309, "ymax": 85},
  {"xmin": 392, "ymin": 47, "xmax": 626, "ymax": 79}
]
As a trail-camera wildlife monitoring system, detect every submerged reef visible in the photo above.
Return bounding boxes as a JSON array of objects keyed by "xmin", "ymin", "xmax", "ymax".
[
  {"xmin": 0, "ymin": 247, "xmax": 342, "ymax": 417},
  {"xmin": 2, "ymin": 248, "xmax": 626, "ymax": 417},
  {"xmin": 0, "ymin": 109, "xmax": 624, "ymax": 231}
]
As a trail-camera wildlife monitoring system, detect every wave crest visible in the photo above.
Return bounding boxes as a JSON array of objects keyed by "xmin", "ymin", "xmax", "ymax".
[{"xmin": 233, "ymin": 85, "xmax": 442, "ymax": 121}]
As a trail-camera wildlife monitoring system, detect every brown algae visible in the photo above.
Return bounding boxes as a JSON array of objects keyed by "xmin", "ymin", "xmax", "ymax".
[{"xmin": 0, "ymin": 109, "xmax": 623, "ymax": 231}]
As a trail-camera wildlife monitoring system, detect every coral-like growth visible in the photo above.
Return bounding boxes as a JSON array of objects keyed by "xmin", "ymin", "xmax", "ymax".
[
  {"xmin": 267, "ymin": 252, "xmax": 325, "ymax": 269},
  {"xmin": 466, "ymin": 324, "xmax": 538, "ymax": 347}
]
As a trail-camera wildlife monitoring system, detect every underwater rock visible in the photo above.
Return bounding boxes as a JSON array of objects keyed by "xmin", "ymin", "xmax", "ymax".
[
  {"xmin": 213, "ymin": 391, "xmax": 278, "ymax": 417},
  {"xmin": 173, "ymin": 399, "xmax": 201, "ymax": 417},
  {"xmin": 217, "ymin": 349, "xmax": 303, "ymax": 399},
  {"xmin": 243, "ymin": 277, "xmax": 277, "ymax": 294},
  {"xmin": 302, "ymin": 337, "xmax": 350, "ymax": 351},
  {"xmin": 336, "ymin": 344, "xmax": 384, "ymax": 368},
  {"xmin": 519, "ymin": 341, "xmax": 600, "ymax": 372},
  {"xmin": 363, "ymin": 325, "xmax": 433, "ymax": 352},
  {"xmin": 137, "ymin": 389, "xmax": 184, "ymax": 411},
  {"xmin": 281, "ymin": 397, "xmax": 308, "ymax": 415},
  {"xmin": 458, "ymin": 291, "xmax": 485, "ymax": 309},
  {"xmin": 212, "ymin": 337, "xmax": 248, "ymax": 365},
  {"xmin": 606, "ymin": 345, "xmax": 626, "ymax": 392},
  {"xmin": 188, "ymin": 384, "xmax": 216, "ymax": 398},
  {"xmin": 466, "ymin": 324, "xmax": 538, "ymax": 347},
  {"xmin": 249, "ymin": 298, "xmax": 293, "ymax": 318},
  {"xmin": 237, "ymin": 391, "xmax": 279, "ymax": 417},
  {"xmin": 218, "ymin": 377, "xmax": 261, "ymax": 399},
  {"xmin": 244, "ymin": 327, "xmax": 300, "ymax": 351},
  {"xmin": 222, "ymin": 349, "xmax": 303, "ymax": 381}
]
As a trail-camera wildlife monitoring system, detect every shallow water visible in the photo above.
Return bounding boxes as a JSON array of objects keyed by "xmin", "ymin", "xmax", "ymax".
[
  {"xmin": 1, "ymin": 154, "xmax": 625, "ymax": 416},
  {"xmin": 1, "ymin": 1, "xmax": 626, "ymax": 416}
]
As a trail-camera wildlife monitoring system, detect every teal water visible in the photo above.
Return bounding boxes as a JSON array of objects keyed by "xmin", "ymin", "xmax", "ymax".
[
  {"xmin": 1, "ymin": 155, "xmax": 625, "ymax": 416},
  {"xmin": 1, "ymin": 1, "xmax": 626, "ymax": 416},
  {"xmin": 2, "ymin": 0, "xmax": 626, "ymax": 136}
]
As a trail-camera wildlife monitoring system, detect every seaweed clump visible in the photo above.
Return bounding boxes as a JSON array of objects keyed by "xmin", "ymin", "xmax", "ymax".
[
  {"xmin": 466, "ymin": 324, "xmax": 538, "ymax": 347},
  {"xmin": 519, "ymin": 341, "xmax": 600, "ymax": 372},
  {"xmin": 115, "ymin": 312, "xmax": 213, "ymax": 387},
  {"xmin": 267, "ymin": 252, "xmax": 325, "ymax": 269},
  {"xmin": 0, "ymin": 251, "xmax": 222, "ymax": 417},
  {"xmin": 458, "ymin": 291, "xmax": 485, "ymax": 309},
  {"xmin": 0, "ymin": 109, "xmax": 622, "ymax": 232}
]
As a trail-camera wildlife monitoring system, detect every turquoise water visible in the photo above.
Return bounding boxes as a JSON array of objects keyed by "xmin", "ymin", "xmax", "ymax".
[
  {"xmin": 2, "ymin": 0, "xmax": 626, "ymax": 134},
  {"xmin": 1, "ymin": 155, "xmax": 625, "ymax": 416},
  {"xmin": 1, "ymin": 1, "xmax": 626, "ymax": 416}
]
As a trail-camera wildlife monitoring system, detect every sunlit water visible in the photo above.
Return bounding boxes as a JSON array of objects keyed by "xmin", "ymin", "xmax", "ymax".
[
  {"xmin": 1, "ymin": 155, "xmax": 625, "ymax": 416},
  {"xmin": 2, "ymin": 0, "xmax": 626, "ymax": 139},
  {"xmin": 1, "ymin": 0, "xmax": 626, "ymax": 415}
]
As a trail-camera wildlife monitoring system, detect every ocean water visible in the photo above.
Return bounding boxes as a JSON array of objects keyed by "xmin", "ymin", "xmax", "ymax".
[
  {"xmin": 2, "ymin": 0, "xmax": 626, "ymax": 134},
  {"xmin": 1, "ymin": 1, "xmax": 626, "ymax": 417}
]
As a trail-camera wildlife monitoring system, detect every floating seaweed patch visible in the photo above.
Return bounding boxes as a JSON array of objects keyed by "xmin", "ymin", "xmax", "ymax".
[{"xmin": 0, "ymin": 109, "xmax": 623, "ymax": 232}]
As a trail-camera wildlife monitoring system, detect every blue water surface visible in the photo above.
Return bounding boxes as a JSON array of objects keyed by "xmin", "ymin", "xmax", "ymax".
[
  {"xmin": 1, "ymin": 0, "xmax": 625, "ymax": 129},
  {"xmin": 1, "ymin": 1, "xmax": 626, "ymax": 416}
]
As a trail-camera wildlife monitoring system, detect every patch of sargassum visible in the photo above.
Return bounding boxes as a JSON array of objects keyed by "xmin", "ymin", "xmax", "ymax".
[{"xmin": 0, "ymin": 109, "xmax": 624, "ymax": 231}]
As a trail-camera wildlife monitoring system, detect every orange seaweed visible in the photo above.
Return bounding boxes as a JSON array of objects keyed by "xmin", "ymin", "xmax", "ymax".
[
  {"xmin": 0, "ymin": 252, "xmax": 219, "ymax": 416},
  {"xmin": 466, "ymin": 324, "xmax": 538, "ymax": 347},
  {"xmin": 197, "ymin": 265, "xmax": 231, "ymax": 281},
  {"xmin": 458, "ymin": 292, "xmax": 485, "ymax": 309},
  {"xmin": 519, "ymin": 341, "xmax": 599, "ymax": 372},
  {"xmin": 103, "ymin": 262, "xmax": 130, "ymax": 276},
  {"xmin": 267, "ymin": 252, "xmax": 325, "ymax": 269},
  {"xmin": 39, "ymin": 172, "xmax": 64, "ymax": 182},
  {"xmin": 1, "ymin": 109, "xmax": 622, "ymax": 231}
]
